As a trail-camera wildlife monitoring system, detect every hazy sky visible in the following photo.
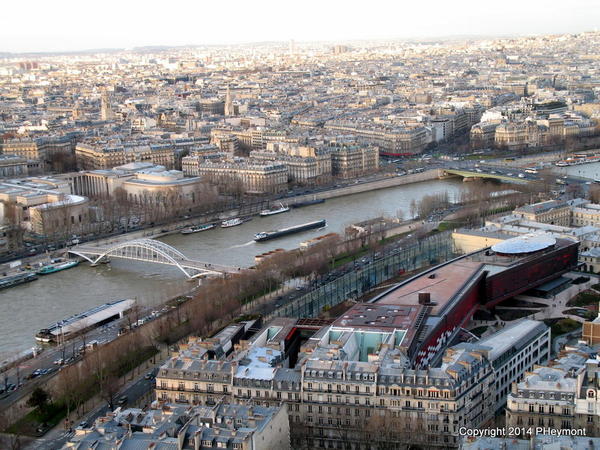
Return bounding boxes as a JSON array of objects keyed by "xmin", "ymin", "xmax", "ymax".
[{"xmin": 2, "ymin": 0, "xmax": 599, "ymax": 53}]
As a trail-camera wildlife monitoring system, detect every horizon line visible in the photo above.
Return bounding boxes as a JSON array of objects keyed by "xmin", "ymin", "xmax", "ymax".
[{"xmin": 1, "ymin": 29, "xmax": 597, "ymax": 57}]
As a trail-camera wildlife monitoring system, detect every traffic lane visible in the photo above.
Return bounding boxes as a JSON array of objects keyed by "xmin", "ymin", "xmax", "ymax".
[
  {"xmin": 126, "ymin": 377, "xmax": 155, "ymax": 408},
  {"xmin": 28, "ymin": 430, "xmax": 73, "ymax": 450}
]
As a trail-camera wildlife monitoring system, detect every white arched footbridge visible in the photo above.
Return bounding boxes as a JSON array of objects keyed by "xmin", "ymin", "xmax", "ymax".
[{"xmin": 69, "ymin": 238, "xmax": 236, "ymax": 279}]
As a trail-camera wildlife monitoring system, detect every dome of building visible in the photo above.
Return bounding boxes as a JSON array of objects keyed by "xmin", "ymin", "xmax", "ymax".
[{"xmin": 491, "ymin": 233, "xmax": 556, "ymax": 255}]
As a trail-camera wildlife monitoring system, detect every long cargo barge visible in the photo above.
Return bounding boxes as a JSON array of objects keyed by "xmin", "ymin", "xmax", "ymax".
[
  {"xmin": 291, "ymin": 199, "xmax": 325, "ymax": 208},
  {"xmin": 35, "ymin": 298, "xmax": 135, "ymax": 343},
  {"xmin": 254, "ymin": 219, "xmax": 326, "ymax": 242},
  {"xmin": 0, "ymin": 272, "xmax": 38, "ymax": 290}
]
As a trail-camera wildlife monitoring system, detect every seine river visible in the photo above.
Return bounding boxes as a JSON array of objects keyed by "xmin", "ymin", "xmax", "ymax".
[{"xmin": 0, "ymin": 178, "xmax": 468, "ymax": 356}]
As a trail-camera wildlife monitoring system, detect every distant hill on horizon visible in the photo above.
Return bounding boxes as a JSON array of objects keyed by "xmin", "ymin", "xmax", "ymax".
[{"xmin": 1, "ymin": 31, "xmax": 594, "ymax": 58}]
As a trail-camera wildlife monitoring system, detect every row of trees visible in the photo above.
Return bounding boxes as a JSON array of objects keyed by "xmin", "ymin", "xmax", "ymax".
[
  {"xmin": 93, "ymin": 184, "xmax": 224, "ymax": 232},
  {"xmin": 51, "ymin": 322, "xmax": 158, "ymax": 420},
  {"xmin": 2, "ymin": 200, "xmax": 25, "ymax": 252},
  {"xmin": 406, "ymin": 176, "xmax": 568, "ymax": 228},
  {"xmin": 409, "ymin": 191, "xmax": 450, "ymax": 219},
  {"xmin": 0, "ymin": 323, "xmax": 159, "ymax": 447}
]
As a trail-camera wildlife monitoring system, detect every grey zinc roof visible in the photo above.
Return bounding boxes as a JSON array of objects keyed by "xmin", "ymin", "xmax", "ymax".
[
  {"xmin": 477, "ymin": 319, "xmax": 548, "ymax": 362},
  {"xmin": 518, "ymin": 367, "xmax": 576, "ymax": 393},
  {"xmin": 273, "ymin": 367, "xmax": 301, "ymax": 383},
  {"xmin": 119, "ymin": 436, "xmax": 180, "ymax": 450}
]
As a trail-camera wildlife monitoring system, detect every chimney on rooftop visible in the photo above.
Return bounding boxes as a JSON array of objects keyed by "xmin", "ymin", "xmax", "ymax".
[{"xmin": 418, "ymin": 292, "xmax": 431, "ymax": 305}]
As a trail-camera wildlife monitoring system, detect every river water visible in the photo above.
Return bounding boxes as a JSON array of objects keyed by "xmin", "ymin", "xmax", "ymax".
[{"xmin": 0, "ymin": 178, "xmax": 467, "ymax": 356}]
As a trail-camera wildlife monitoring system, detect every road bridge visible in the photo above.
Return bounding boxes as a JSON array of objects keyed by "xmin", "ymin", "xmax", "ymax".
[{"xmin": 443, "ymin": 168, "xmax": 532, "ymax": 183}]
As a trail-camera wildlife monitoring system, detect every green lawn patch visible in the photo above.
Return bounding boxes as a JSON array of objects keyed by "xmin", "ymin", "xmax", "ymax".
[
  {"xmin": 7, "ymin": 402, "xmax": 66, "ymax": 437},
  {"xmin": 550, "ymin": 318, "xmax": 581, "ymax": 336},
  {"xmin": 331, "ymin": 247, "xmax": 370, "ymax": 269},
  {"xmin": 567, "ymin": 290, "xmax": 600, "ymax": 307},
  {"xmin": 437, "ymin": 222, "xmax": 460, "ymax": 232}
]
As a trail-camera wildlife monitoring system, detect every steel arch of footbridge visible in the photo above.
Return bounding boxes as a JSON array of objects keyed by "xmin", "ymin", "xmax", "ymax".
[{"xmin": 69, "ymin": 238, "xmax": 217, "ymax": 279}]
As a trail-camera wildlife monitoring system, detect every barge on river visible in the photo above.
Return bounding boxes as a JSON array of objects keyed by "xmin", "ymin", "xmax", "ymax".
[
  {"xmin": 35, "ymin": 298, "xmax": 135, "ymax": 343},
  {"xmin": 254, "ymin": 219, "xmax": 326, "ymax": 242}
]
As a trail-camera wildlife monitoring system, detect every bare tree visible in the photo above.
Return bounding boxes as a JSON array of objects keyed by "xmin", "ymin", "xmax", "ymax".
[
  {"xmin": 409, "ymin": 198, "xmax": 418, "ymax": 219},
  {"xmin": 2, "ymin": 201, "xmax": 25, "ymax": 252},
  {"xmin": 416, "ymin": 192, "xmax": 450, "ymax": 219},
  {"xmin": 53, "ymin": 364, "xmax": 86, "ymax": 424},
  {"xmin": 46, "ymin": 151, "xmax": 77, "ymax": 173},
  {"xmin": 85, "ymin": 340, "xmax": 127, "ymax": 411}
]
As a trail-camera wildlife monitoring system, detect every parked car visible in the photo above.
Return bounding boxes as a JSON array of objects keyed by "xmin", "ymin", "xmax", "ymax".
[{"xmin": 36, "ymin": 424, "xmax": 50, "ymax": 434}]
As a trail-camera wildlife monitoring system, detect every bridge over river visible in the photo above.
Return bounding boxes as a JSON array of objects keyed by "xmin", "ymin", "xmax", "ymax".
[
  {"xmin": 442, "ymin": 167, "xmax": 532, "ymax": 183},
  {"xmin": 69, "ymin": 238, "xmax": 237, "ymax": 279},
  {"xmin": 443, "ymin": 164, "xmax": 593, "ymax": 185}
]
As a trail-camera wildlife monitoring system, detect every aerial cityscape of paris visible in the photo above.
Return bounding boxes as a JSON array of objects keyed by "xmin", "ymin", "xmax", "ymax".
[{"xmin": 1, "ymin": 1, "xmax": 600, "ymax": 448}]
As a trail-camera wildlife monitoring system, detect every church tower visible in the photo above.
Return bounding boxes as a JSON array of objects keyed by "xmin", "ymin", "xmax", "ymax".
[
  {"xmin": 224, "ymin": 86, "xmax": 234, "ymax": 117},
  {"xmin": 72, "ymin": 101, "xmax": 81, "ymax": 120},
  {"xmin": 100, "ymin": 90, "xmax": 115, "ymax": 121}
]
